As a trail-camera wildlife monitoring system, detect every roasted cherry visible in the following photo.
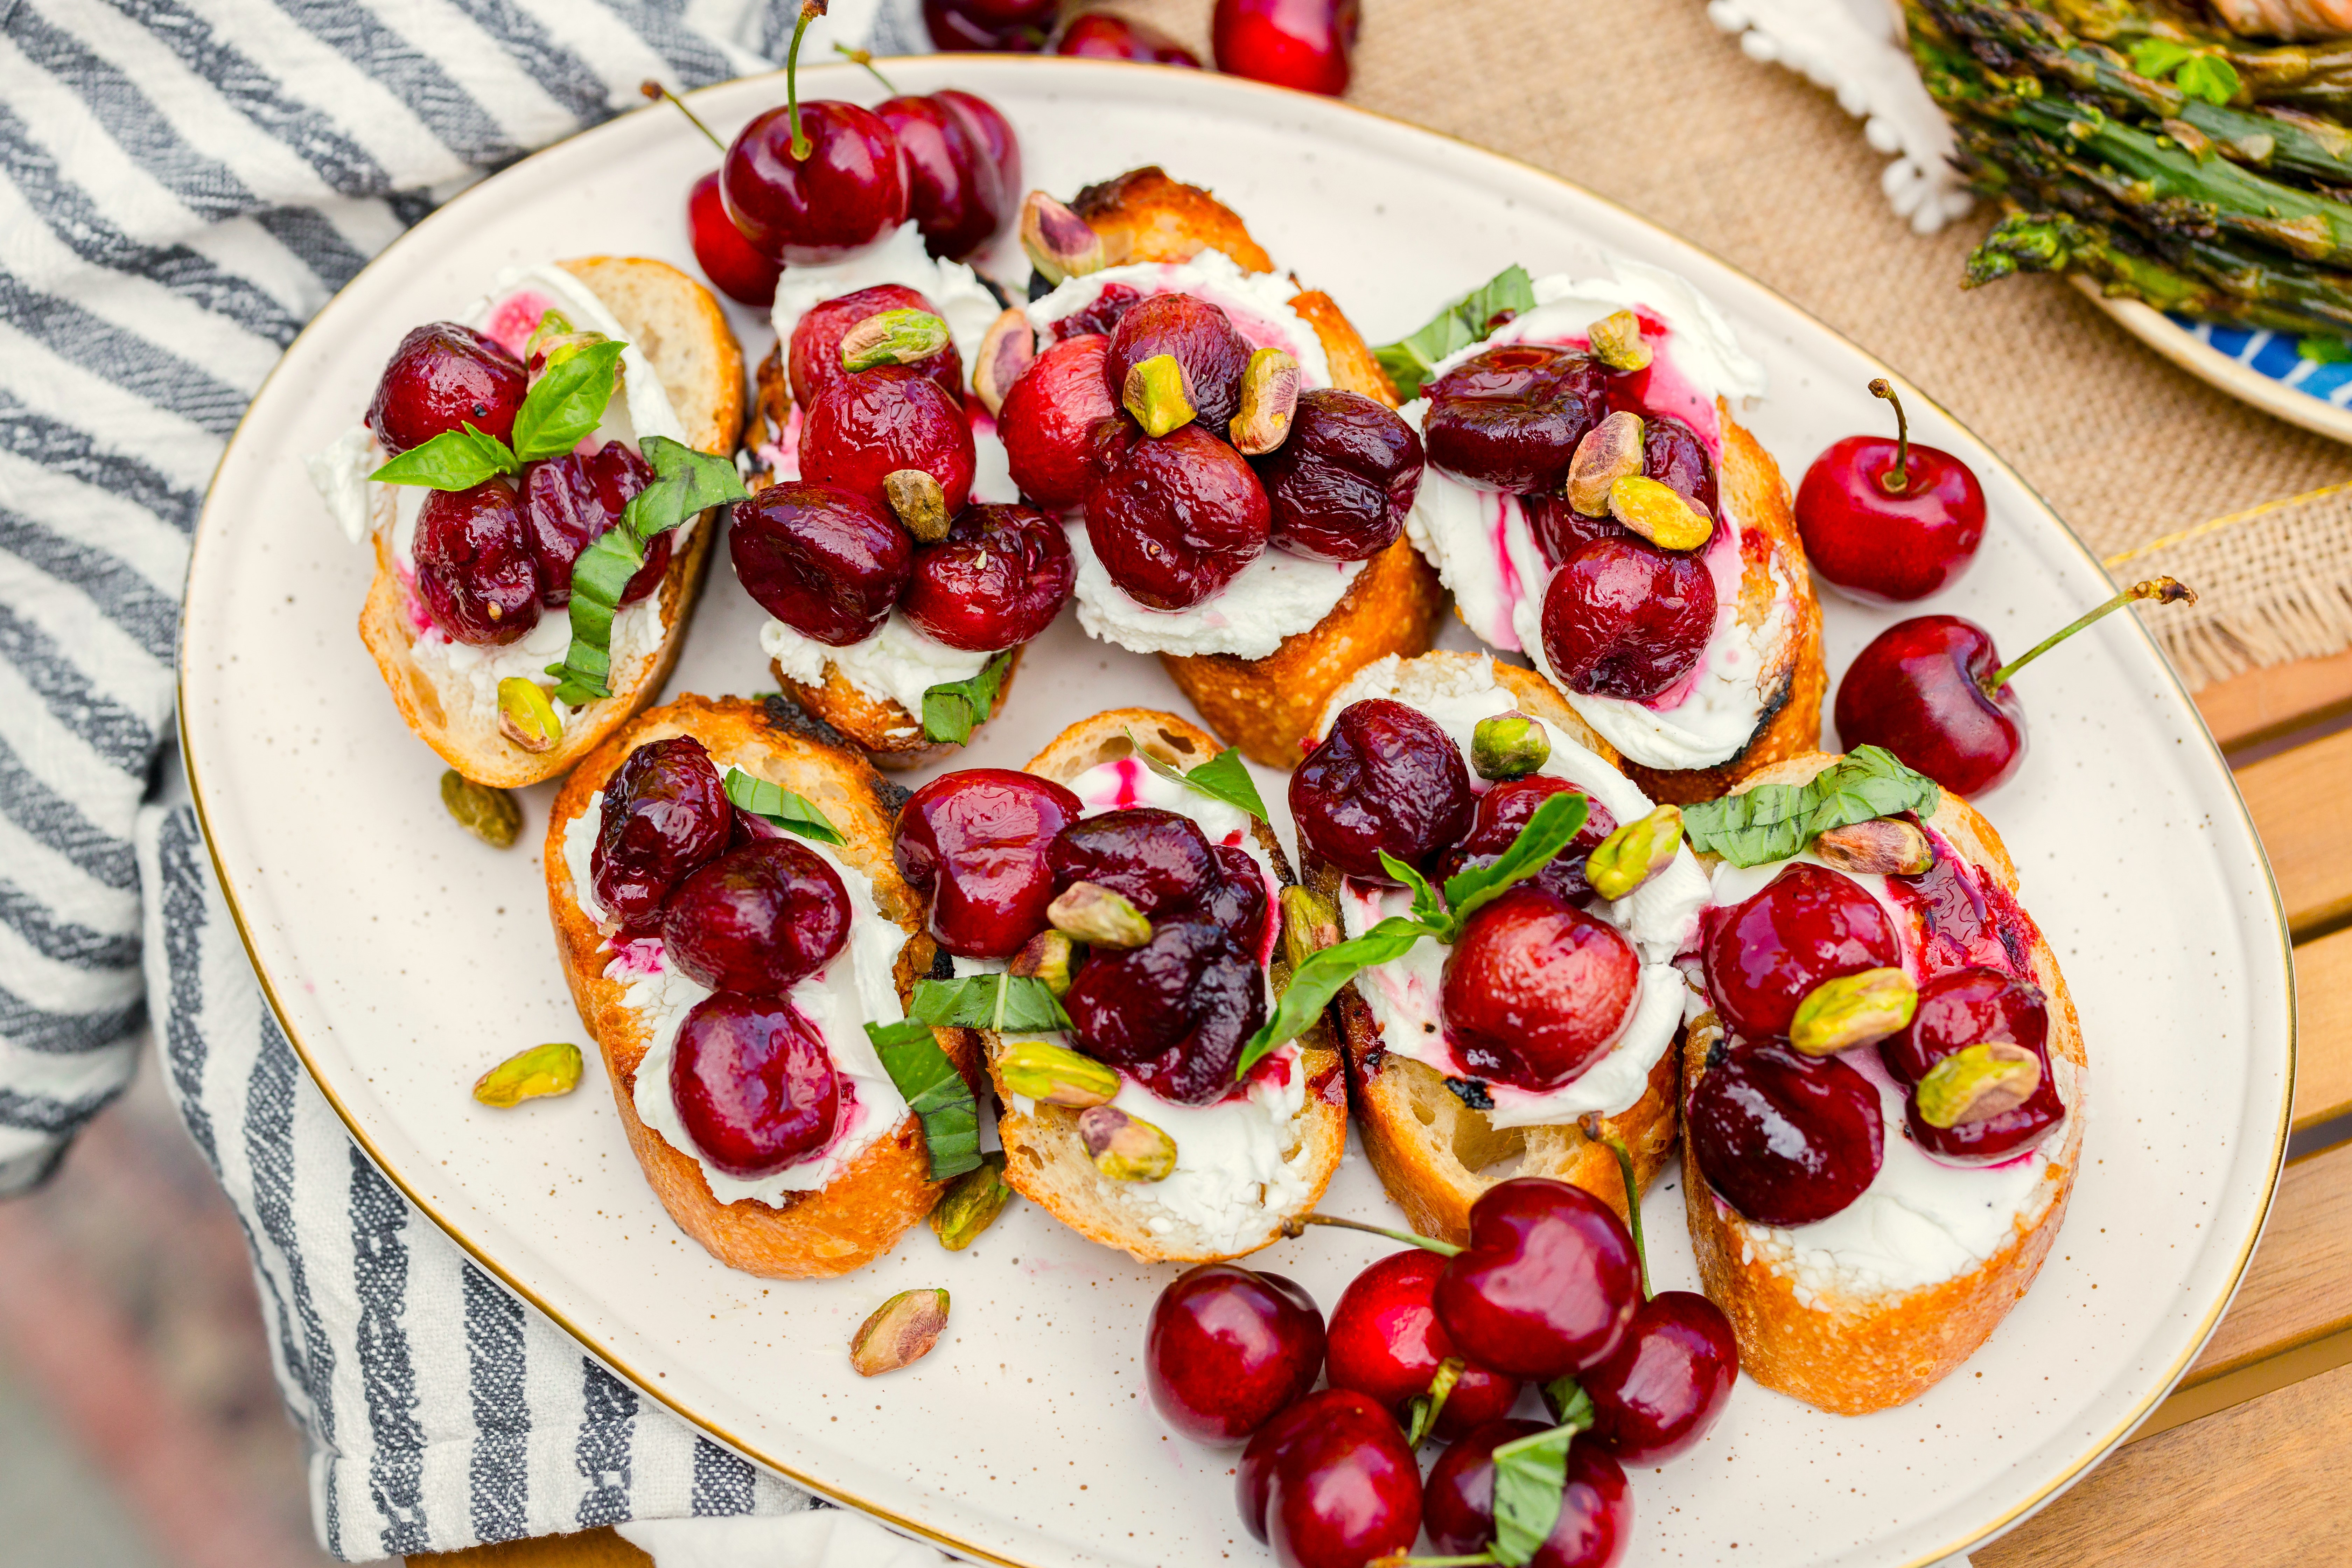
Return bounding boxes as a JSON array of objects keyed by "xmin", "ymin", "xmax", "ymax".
[
  {"xmin": 687, "ymin": 169, "xmax": 781, "ymax": 309},
  {"xmin": 1236, "ymin": 1389, "xmax": 1420, "ymax": 1568},
  {"xmin": 1540, "ymin": 535, "xmax": 1716, "ymax": 702},
  {"xmin": 1637, "ymin": 413, "xmax": 1720, "ymax": 519},
  {"xmin": 893, "ymin": 770, "xmax": 1083, "ymax": 958},
  {"xmin": 999, "ymin": 334, "xmax": 1117, "ymax": 510},
  {"xmin": 1421, "ymin": 345, "xmax": 1607, "ymax": 492},
  {"xmin": 1288, "ymin": 698, "xmax": 1475, "ymax": 882},
  {"xmin": 1423, "ymin": 1418, "xmax": 1631, "ymax": 1568},
  {"xmin": 729, "ymin": 481, "xmax": 913, "ymax": 646},
  {"xmin": 413, "ymin": 479, "xmax": 540, "ymax": 645},
  {"xmin": 1442, "ymin": 887, "xmax": 1642, "ymax": 1093},
  {"xmin": 366, "ymin": 322, "xmax": 527, "ymax": 455},
  {"xmin": 1212, "ymin": 0, "xmax": 1362, "ymax": 96},
  {"xmin": 592, "ymin": 736, "xmax": 735, "ymax": 930},
  {"xmin": 1435, "ymin": 1178, "xmax": 1640, "ymax": 1380},
  {"xmin": 1254, "ymin": 389, "xmax": 1424, "ymax": 562},
  {"xmin": 923, "ymin": 0, "xmax": 1054, "ymax": 51},
  {"xmin": 1686, "ymin": 1040, "xmax": 1883, "ymax": 1227},
  {"xmin": 1048, "ymin": 284, "xmax": 1144, "ymax": 344},
  {"xmin": 1882, "ymin": 966, "xmax": 2048, "ymax": 1085},
  {"xmin": 1568, "ymin": 1290, "xmax": 1739, "ymax": 1465},
  {"xmin": 1202, "ymin": 843, "xmax": 1275, "ymax": 960},
  {"xmin": 874, "ymin": 91, "xmax": 1015, "ymax": 262},
  {"xmin": 1121, "ymin": 936, "xmax": 1267, "ymax": 1105},
  {"xmin": 789, "ymin": 284, "xmax": 964, "ymax": 412},
  {"xmin": 1146, "ymin": 1264, "xmax": 1325, "ymax": 1444},
  {"xmin": 901, "ymin": 503, "xmax": 1074, "ymax": 651},
  {"xmin": 1702, "ymin": 862, "xmax": 1900, "ymax": 1040},
  {"xmin": 1796, "ymin": 380, "xmax": 1984, "ymax": 605},
  {"xmin": 799, "ymin": 364, "xmax": 978, "ymax": 522},
  {"xmin": 519, "ymin": 443, "xmax": 663, "ymax": 608},
  {"xmin": 1064, "ymin": 916, "xmax": 1225, "ymax": 1062},
  {"xmin": 1055, "ymin": 10, "xmax": 1202, "ymax": 63},
  {"xmin": 670, "ymin": 992, "xmax": 839, "ymax": 1178},
  {"xmin": 1435, "ymin": 776, "xmax": 1617, "ymax": 905},
  {"xmin": 1048, "ymin": 807, "xmax": 1217, "ymax": 916},
  {"xmin": 1907, "ymin": 1045, "xmax": 2065, "ymax": 1163},
  {"xmin": 1083, "ymin": 423, "xmax": 1269, "ymax": 609},
  {"xmin": 1324, "ymin": 1250, "xmax": 1521, "ymax": 1440},
  {"xmin": 659, "ymin": 840, "xmax": 852, "ymax": 994},
  {"xmin": 1104, "ymin": 293, "xmax": 1253, "ymax": 437}
]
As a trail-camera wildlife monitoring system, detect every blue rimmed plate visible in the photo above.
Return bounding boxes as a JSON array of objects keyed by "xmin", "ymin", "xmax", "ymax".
[{"xmin": 2081, "ymin": 280, "xmax": 2352, "ymax": 442}]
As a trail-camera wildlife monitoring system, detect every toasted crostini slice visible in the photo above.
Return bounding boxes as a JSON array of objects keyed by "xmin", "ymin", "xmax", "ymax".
[
  {"xmin": 1301, "ymin": 652, "xmax": 1694, "ymax": 1245},
  {"xmin": 546, "ymin": 694, "xmax": 976, "ymax": 1280},
  {"xmin": 1680, "ymin": 753, "xmax": 2086, "ymax": 1415},
  {"xmin": 982, "ymin": 708, "xmax": 1347, "ymax": 1264},
  {"xmin": 358, "ymin": 258, "xmax": 744, "ymax": 789}
]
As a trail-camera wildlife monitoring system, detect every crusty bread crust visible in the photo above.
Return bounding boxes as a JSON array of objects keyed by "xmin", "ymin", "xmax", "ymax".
[
  {"xmin": 1617, "ymin": 409, "xmax": 1825, "ymax": 805},
  {"xmin": 544, "ymin": 695, "xmax": 977, "ymax": 1279},
  {"xmin": 1679, "ymin": 752, "xmax": 2085, "ymax": 1415},
  {"xmin": 985, "ymin": 708, "xmax": 1348, "ymax": 1263},
  {"xmin": 358, "ymin": 258, "xmax": 742, "ymax": 788},
  {"xmin": 1071, "ymin": 166, "xmax": 1276, "ymax": 273},
  {"xmin": 1303, "ymin": 654, "xmax": 1680, "ymax": 1243}
]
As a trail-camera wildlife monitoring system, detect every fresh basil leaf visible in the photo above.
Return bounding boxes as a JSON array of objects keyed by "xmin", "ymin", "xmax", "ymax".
[
  {"xmin": 638, "ymin": 434, "xmax": 749, "ymax": 518},
  {"xmin": 2129, "ymin": 36, "xmax": 2195, "ymax": 80},
  {"xmin": 1371, "ymin": 264, "xmax": 1537, "ymax": 401},
  {"xmin": 510, "ymin": 338, "xmax": 626, "ymax": 463},
  {"xmin": 910, "ymin": 974, "xmax": 1075, "ymax": 1034},
  {"xmin": 2176, "ymin": 52, "xmax": 2242, "ymax": 106},
  {"xmin": 1378, "ymin": 850, "xmax": 1448, "ymax": 931},
  {"xmin": 921, "ymin": 650, "xmax": 1013, "ymax": 747},
  {"xmin": 866, "ymin": 1019, "xmax": 980, "ymax": 1180},
  {"xmin": 1681, "ymin": 745, "xmax": 1940, "ymax": 868},
  {"xmin": 1130, "ymin": 735, "xmax": 1271, "ymax": 822},
  {"xmin": 542, "ymin": 527, "xmax": 646, "ymax": 706},
  {"xmin": 1235, "ymin": 916, "xmax": 1431, "ymax": 1078},
  {"xmin": 721, "ymin": 767, "xmax": 846, "ymax": 846},
  {"xmin": 1435, "ymin": 790, "xmax": 1589, "ymax": 938},
  {"xmin": 369, "ymin": 426, "xmax": 515, "ymax": 490},
  {"xmin": 1489, "ymin": 1424, "xmax": 1576, "ymax": 1567}
]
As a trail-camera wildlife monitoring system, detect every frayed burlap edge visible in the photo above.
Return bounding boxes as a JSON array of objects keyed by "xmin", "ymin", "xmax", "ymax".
[{"xmin": 2110, "ymin": 485, "xmax": 2352, "ymax": 689}]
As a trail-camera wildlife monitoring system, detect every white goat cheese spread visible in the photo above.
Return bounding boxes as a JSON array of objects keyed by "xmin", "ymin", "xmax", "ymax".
[
  {"xmin": 758, "ymin": 612, "xmax": 997, "ymax": 736},
  {"xmin": 769, "ymin": 220, "xmax": 1002, "ymax": 376}
]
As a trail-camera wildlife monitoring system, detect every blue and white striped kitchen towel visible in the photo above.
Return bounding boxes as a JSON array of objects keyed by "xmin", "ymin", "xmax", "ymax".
[{"xmin": 1, "ymin": 0, "xmax": 962, "ymax": 1559}]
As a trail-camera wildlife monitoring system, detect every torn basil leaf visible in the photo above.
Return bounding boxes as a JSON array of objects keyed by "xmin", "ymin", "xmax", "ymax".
[
  {"xmin": 1489, "ymin": 1421, "xmax": 1580, "ymax": 1567},
  {"xmin": 509, "ymin": 338, "xmax": 625, "ymax": 463},
  {"xmin": 866, "ymin": 1019, "xmax": 979, "ymax": 1180},
  {"xmin": 921, "ymin": 650, "xmax": 1013, "ymax": 746},
  {"xmin": 910, "ymin": 973, "xmax": 1074, "ymax": 1034},
  {"xmin": 1371, "ymin": 264, "xmax": 1537, "ymax": 401},
  {"xmin": 1129, "ymin": 733, "xmax": 1270, "ymax": 822},
  {"xmin": 1680, "ymin": 746, "xmax": 1940, "ymax": 868},
  {"xmin": 721, "ymin": 768, "xmax": 846, "ymax": 846},
  {"xmin": 369, "ymin": 424, "xmax": 517, "ymax": 490},
  {"xmin": 1235, "ymin": 916, "xmax": 1428, "ymax": 1077}
]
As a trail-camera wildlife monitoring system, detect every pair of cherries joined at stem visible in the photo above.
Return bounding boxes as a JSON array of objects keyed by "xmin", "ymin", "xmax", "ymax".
[{"xmin": 924, "ymin": 0, "xmax": 1357, "ymax": 96}]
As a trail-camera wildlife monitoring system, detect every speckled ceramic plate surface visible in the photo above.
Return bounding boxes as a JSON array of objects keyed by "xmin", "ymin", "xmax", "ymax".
[{"xmin": 180, "ymin": 58, "xmax": 2293, "ymax": 1568}]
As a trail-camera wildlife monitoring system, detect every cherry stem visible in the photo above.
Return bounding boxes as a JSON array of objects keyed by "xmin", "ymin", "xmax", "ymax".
[
  {"xmin": 1280, "ymin": 1213, "xmax": 1464, "ymax": 1257},
  {"xmin": 1870, "ymin": 377, "xmax": 1911, "ymax": 496},
  {"xmin": 1982, "ymin": 577, "xmax": 2196, "ymax": 694},
  {"xmin": 1590, "ymin": 1125, "xmax": 1650, "ymax": 1302},
  {"xmin": 639, "ymin": 81, "xmax": 727, "ymax": 153},
  {"xmin": 784, "ymin": 0, "xmax": 826, "ymax": 161},
  {"xmin": 833, "ymin": 42, "xmax": 898, "ymax": 94}
]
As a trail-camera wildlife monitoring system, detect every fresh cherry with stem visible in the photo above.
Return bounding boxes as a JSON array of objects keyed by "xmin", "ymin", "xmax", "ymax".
[
  {"xmin": 1322, "ymin": 1250, "xmax": 1522, "ymax": 1444},
  {"xmin": 1146, "ymin": 1264, "xmax": 1326, "ymax": 1445},
  {"xmin": 1834, "ymin": 576, "xmax": 2197, "ymax": 798},
  {"xmin": 721, "ymin": 2, "xmax": 908, "ymax": 265},
  {"xmin": 643, "ymin": 82, "xmax": 783, "ymax": 308},
  {"xmin": 1795, "ymin": 378, "xmax": 1986, "ymax": 605},
  {"xmin": 1237, "ymin": 1389, "xmax": 1421, "ymax": 1568}
]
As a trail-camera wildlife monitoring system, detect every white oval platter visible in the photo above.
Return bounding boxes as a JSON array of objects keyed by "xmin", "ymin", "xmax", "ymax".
[{"xmin": 179, "ymin": 57, "xmax": 2293, "ymax": 1568}]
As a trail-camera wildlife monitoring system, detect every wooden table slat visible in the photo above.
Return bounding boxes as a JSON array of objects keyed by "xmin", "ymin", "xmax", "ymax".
[
  {"xmin": 2183, "ymin": 1137, "xmax": 2352, "ymax": 1382},
  {"xmin": 415, "ymin": 1528, "xmax": 648, "ymax": 1567},
  {"xmin": 2292, "ymin": 924, "xmax": 2352, "ymax": 1134},
  {"xmin": 2235, "ymin": 726, "xmax": 2352, "ymax": 940},
  {"xmin": 2196, "ymin": 647, "xmax": 2352, "ymax": 753}
]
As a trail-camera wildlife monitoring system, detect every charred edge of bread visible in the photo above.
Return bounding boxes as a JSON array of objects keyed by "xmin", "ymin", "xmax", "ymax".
[
  {"xmin": 1679, "ymin": 751, "xmax": 2086, "ymax": 1415},
  {"xmin": 544, "ymin": 694, "xmax": 977, "ymax": 1280},
  {"xmin": 1301, "ymin": 654, "xmax": 1678, "ymax": 1242},
  {"xmin": 1618, "ymin": 406, "xmax": 1825, "ymax": 805},
  {"xmin": 983, "ymin": 708, "xmax": 1348, "ymax": 1264},
  {"xmin": 1071, "ymin": 166, "xmax": 1276, "ymax": 273},
  {"xmin": 358, "ymin": 258, "xmax": 742, "ymax": 789}
]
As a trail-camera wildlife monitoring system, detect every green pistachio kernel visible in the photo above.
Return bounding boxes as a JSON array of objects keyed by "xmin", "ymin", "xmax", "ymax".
[
  {"xmin": 1000, "ymin": 1039, "xmax": 1120, "ymax": 1108},
  {"xmin": 496, "ymin": 676, "xmax": 564, "ymax": 754},
  {"xmin": 1588, "ymin": 308, "xmax": 1653, "ymax": 372},
  {"xmin": 1047, "ymin": 880, "xmax": 1152, "ymax": 949},
  {"xmin": 883, "ymin": 468, "xmax": 950, "ymax": 542},
  {"xmin": 839, "ymin": 308, "xmax": 951, "ymax": 371},
  {"xmin": 1008, "ymin": 929, "xmax": 1078, "ymax": 997},
  {"xmin": 849, "ymin": 1288, "xmax": 949, "ymax": 1376},
  {"xmin": 1586, "ymin": 804, "xmax": 1685, "ymax": 902},
  {"xmin": 1566, "ymin": 410, "xmax": 1645, "ymax": 517},
  {"xmin": 1471, "ymin": 710, "xmax": 1551, "ymax": 780},
  {"xmin": 1019, "ymin": 191, "xmax": 1106, "ymax": 285},
  {"xmin": 472, "ymin": 1042, "xmax": 583, "ymax": 1107},
  {"xmin": 1608, "ymin": 475, "xmax": 1713, "ymax": 552},
  {"xmin": 1789, "ymin": 967, "xmax": 1918, "ymax": 1057},
  {"xmin": 1231, "ymin": 347, "xmax": 1302, "ymax": 455},
  {"xmin": 1077, "ymin": 1104, "xmax": 1176, "ymax": 1182},
  {"xmin": 1280, "ymin": 885, "xmax": 1340, "ymax": 979},
  {"xmin": 1914, "ymin": 1043, "xmax": 2044, "ymax": 1128},
  {"xmin": 441, "ymin": 770, "xmax": 522, "ymax": 849},
  {"xmin": 1812, "ymin": 818, "xmax": 1934, "ymax": 876},
  {"xmin": 1121, "ymin": 354, "xmax": 1196, "ymax": 438},
  {"xmin": 929, "ymin": 1153, "xmax": 1014, "ymax": 1250}
]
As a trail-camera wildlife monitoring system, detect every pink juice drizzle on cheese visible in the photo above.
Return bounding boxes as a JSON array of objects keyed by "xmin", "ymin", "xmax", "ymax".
[{"xmin": 483, "ymin": 289, "xmax": 554, "ymax": 359}]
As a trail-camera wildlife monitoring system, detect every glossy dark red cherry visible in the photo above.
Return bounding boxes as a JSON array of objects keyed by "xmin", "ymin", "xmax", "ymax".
[
  {"xmin": 1104, "ymin": 293, "xmax": 1254, "ymax": 436},
  {"xmin": 1146, "ymin": 1263, "xmax": 1325, "ymax": 1444},
  {"xmin": 1212, "ymin": 0, "xmax": 1362, "ymax": 96},
  {"xmin": 999, "ymin": 334, "xmax": 1117, "ymax": 510},
  {"xmin": 1435, "ymin": 776, "xmax": 1617, "ymax": 906},
  {"xmin": 1422, "ymin": 1418, "xmax": 1631, "ymax": 1568},
  {"xmin": 1435, "ymin": 1178, "xmax": 1640, "ymax": 1380},
  {"xmin": 1701, "ymin": 862, "xmax": 1901, "ymax": 1040},
  {"xmin": 686, "ymin": 169, "xmax": 782, "ymax": 308},
  {"xmin": 1906, "ymin": 1045, "xmax": 2065, "ymax": 1163},
  {"xmin": 893, "ymin": 770, "xmax": 1083, "ymax": 959},
  {"xmin": 1687, "ymin": 1040, "xmax": 1884, "ymax": 1227},
  {"xmin": 1442, "ymin": 887, "xmax": 1642, "ymax": 1093},
  {"xmin": 1048, "ymin": 808, "xmax": 1217, "ymax": 916},
  {"xmin": 935, "ymin": 89, "xmax": 1020, "ymax": 212},
  {"xmin": 1569, "ymin": 1290, "xmax": 1739, "ymax": 1465},
  {"xmin": 413, "ymin": 479, "xmax": 541, "ymax": 646},
  {"xmin": 873, "ymin": 91, "xmax": 1016, "ymax": 261},
  {"xmin": 901, "ymin": 503, "xmax": 1074, "ymax": 650},
  {"xmin": 366, "ymin": 322, "xmax": 527, "ymax": 455},
  {"xmin": 658, "ymin": 840, "xmax": 853, "ymax": 994},
  {"xmin": 1254, "ymin": 389, "xmax": 1424, "ymax": 562},
  {"xmin": 722, "ymin": 99, "xmax": 908, "ymax": 266},
  {"xmin": 789, "ymin": 284, "xmax": 964, "ymax": 412},
  {"xmin": 519, "ymin": 443, "xmax": 663, "ymax": 608},
  {"xmin": 1796, "ymin": 382, "xmax": 1985, "ymax": 605},
  {"xmin": 1540, "ymin": 535, "xmax": 1717, "ymax": 702},
  {"xmin": 1421, "ymin": 345, "xmax": 1608, "ymax": 492},
  {"xmin": 1636, "ymin": 413, "xmax": 1720, "ymax": 519},
  {"xmin": 1834, "ymin": 615, "xmax": 2022, "ymax": 799},
  {"xmin": 1236, "ymin": 1389, "xmax": 1420, "ymax": 1568},
  {"xmin": 1047, "ymin": 283, "xmax": 1144, "ymax": 343},
  {"xmin": 1289, "ymin": 698, "xmax": 1475, "ymax": 882},
  {"xmin": 671, "ymin": 992, "xmax": 839, "ymax": 1178},
  {"xmin": 1118, "ymin": 933, "xmax": 1268, "ymax": 1105},
  {"xmin": 593, "ymin": 736, "xmax": 735, "ymax": 931},
  {"xmin": 729, "ymin": 481, "xmax": 913, "ymax": 646},
  {"xmin": 1324, "ymin": 1250, "xmax": 1522, "ymax": 1440},
  {"xmin": 798, "ymin": 364, "xmax": 978, "ymax": 522},
  {"xmin": 1055, "ymin": 10, "xmax": 1202, "ymax": 64},
  {"xmin": 1083, "ymin": 422, "xmax": 1270, "ymax": 609},
  {"xmin": 922, "ymin": 0, "xmax": 1054, "ymax": 51},
  {"xmin": 1883, "ymin": 966, "xmax": 2047, "ymax": 1085}
]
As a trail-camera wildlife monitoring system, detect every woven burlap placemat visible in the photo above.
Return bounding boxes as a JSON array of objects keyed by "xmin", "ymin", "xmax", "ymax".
[{"xmin": 1113, "ymin": 0, "xmax": 2352, "ymax": 687}]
